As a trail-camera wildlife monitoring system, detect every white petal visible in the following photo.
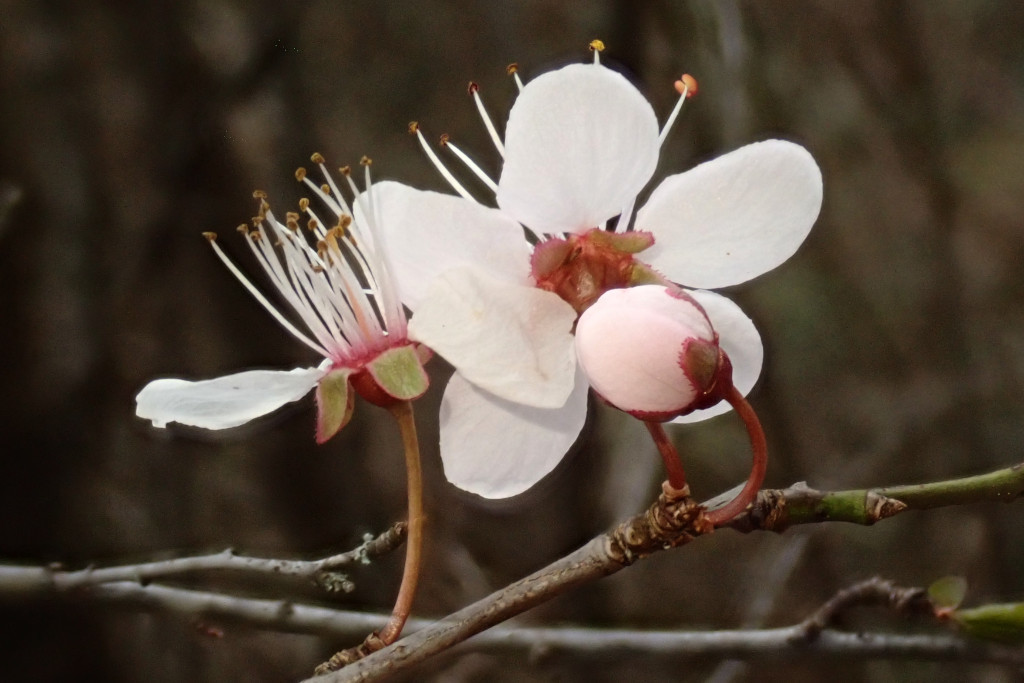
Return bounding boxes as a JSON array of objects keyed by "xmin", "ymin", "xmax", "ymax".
[
  {"xmin": 135, "ymin": 366, "xmax": 325, "ymax": 430},
  {"xmin": 639, "ymin": 140, "xmax": 823, "ymax": 289},
  {"xmin": 674, "ymin": 290, "xmax": 763, "ymax": 423},
  {"xmin": 408, "ymin": 266, "xmax": 577, "ymax": 408},
  {"xmin": 497, "ymin": 63, "xmax": 660, "ymax": 234},
  {"xmin": 365, "ymin": 181, "xmax": 532, "ymax": 310},
  {"xmin": 439, "ymin": 368, "xmax": 590, "ymax": 498}
]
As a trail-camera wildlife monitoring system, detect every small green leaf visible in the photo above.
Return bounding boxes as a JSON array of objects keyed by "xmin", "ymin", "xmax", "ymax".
[
  {"xmin": 365, "ymin": 345, "xmax": 429, "ymax": 401},
  {"xmin": 928, "ymin": 576, "xmax": 968, "ymax": 610},
  {"xmin": 315, "ymin": 368, "xmax": 355, "ymax": 444},
  {"xmin": 955, "ymin": 602, "xmax": 1024, "ymax": 644}
]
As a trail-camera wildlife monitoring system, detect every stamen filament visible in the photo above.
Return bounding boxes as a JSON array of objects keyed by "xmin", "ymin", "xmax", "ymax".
[
  {"xmin": 205, "ymin": 235, "xmax": 330, "ymax": 358},
  {"xmin": 409, "ymin": 123, "xmax": 478, "ymax": 203},
  {"xmin": 658, "ymin": 74, "xmax": 697, "ymax": 146},
  {"xmin": 441, "ymin": 136, "xmax": 499, "ymax": 193},
  {"xmin": 615, "ymin": 197, "xmax": 636, "ymax": 234},
  {"xmin": 249, "ymin": 215, "xmax": 344, "ymax": 357},
  {"xmin": 468, "ymin": 83, "xmax": 505, "ymax": 158}
]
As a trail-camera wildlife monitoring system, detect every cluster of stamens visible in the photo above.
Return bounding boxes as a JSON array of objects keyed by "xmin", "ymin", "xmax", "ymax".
[{"xmin": 202, "ymin": 155, "xmax": 406, "ymax": 368}]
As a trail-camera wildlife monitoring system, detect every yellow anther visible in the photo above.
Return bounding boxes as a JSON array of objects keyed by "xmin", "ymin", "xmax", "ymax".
[
  {"xmin": 253, "ymin": 189, "xmax": 268, "ymax": 199},
  {"xmin": 236, "ymin": 224, "xmax": 249, "ymax": 234},
  {"xmin": 506, "ymin": 63, "xmax": 518, "ymax": 75},
  {"xmin": 439, "ymin": 133, "xmax": 450, "ymax": 146},
  {"xmin": 408, "ymin": 121, "xmax": 419, "ymax": 134},
  {"xmin": 589, "ymin": 39, "xmax": 606, "ymax": 52},
  {"xmin": 360, "ymin": 156, "xmax": 372, "ymax": 166},
  {"xmin": 295, "ymin": 167, "xmax": 307, "ymax": 181},
  {"xmin": 202, "ymin": 231, "xmax": 218, "ymax": 241},
  {"xmin": 298, "ymin": 197, "xmax": 310, "ymax": 211},
  {"xmin": 311, "ymin": 152, "xmax": 325, "ymax": 164}
]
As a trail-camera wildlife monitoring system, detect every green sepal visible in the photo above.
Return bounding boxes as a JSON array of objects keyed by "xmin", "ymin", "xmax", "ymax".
[
  {"xmin": 586, "ymin": 228, "xmax": 655, "ymax": 254},
  {"xmin": 629, "ymin": 261, "xmax": 672, "ymax": 287},
  {"xmin": 955, "ymin": 602, "xmax": 1024, "ymax": 644},
  {"xmin": 365, "ymin": 345, "xmax": 429, "ymax": 401},
  {"xmin": 928, "ymin": 576, "xmax": 968, "ymax": 610},
  {"xmin": 315, "ymin": 368, "xmax": 355, "ymax": 444}
]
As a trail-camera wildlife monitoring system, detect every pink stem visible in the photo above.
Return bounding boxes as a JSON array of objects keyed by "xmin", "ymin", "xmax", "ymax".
[
  {"xmin": 644, "ymin": 420, "xmax": 687, "ymax": 490},
  {"xmin": 704, "ymin": 385, "xmax": 767, "ymax": 526}
]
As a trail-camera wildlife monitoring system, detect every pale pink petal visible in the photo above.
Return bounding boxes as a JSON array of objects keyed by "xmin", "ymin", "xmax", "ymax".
[
  {"xmin": 639, "ymin": 140, "xmax": 823, "ymax": 289},
  {"xmin": 135, "ymin": 366, "xmax": 325, "ymax": 430},
  {"xmin": 497, "ymin": 63, "xmax": 660, "ymax": 234},
  {"xmin": 364, "ymin": 181, "xmax": 532, "ymax": 310},
  {"xmin": 575, "ymin": 286, "xmax": 714, "ymax": 414},
  {"xmin": 674, "ymin": 290, "xmax": 763, "ymax": 423},
  {"xmin": 408, "ymin": 266, "xmax": 577, "ymax": 408},
  {"xmin": 439, "ymin": 368, "xmax": 590, "ymax": 498}
]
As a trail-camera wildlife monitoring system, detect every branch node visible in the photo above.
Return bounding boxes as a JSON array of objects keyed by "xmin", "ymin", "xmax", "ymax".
[
  {"xmin": 314, "ymin": 631, "xmax": 386, "ymax": 674},
  {"xmin": 606, "ymin": 483, "xmax": 712, "ymax": 566}
]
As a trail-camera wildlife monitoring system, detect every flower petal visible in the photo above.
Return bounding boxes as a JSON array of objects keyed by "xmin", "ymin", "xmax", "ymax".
[
  {"xmin": 365, "ymin": 181, "xmax": 531, "ymax": 310},
  {"xmin": 408, "ymin": 266, "xmax": 578, "ymax": 408},
  {"xmin": 135, "ymin": 366, "xmax": 325, "ymax": 430},
  {"xmin": 639, "ymin": 140, "xmax": 823, "ymax": 288},
  {"xmin": 674, "ymin": 290, "xmax": 763, "ymax": 423},
  {"xmin": 497, "ymin": 63, "xmax": 660, "ymax": 234},
  {"xmin": 439, "ymin": 368, "xmax": 590, "ymax": 498}
]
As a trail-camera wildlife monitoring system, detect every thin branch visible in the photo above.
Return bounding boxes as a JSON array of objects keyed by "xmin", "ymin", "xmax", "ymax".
[
  {"xmin": 3, "ymin": 464, "xmax": 1022, "ymax": 679},
  {"xmin": 0, "ymin": 523, "xmax": 406, "ymax": 597},
  {"xmin": 796, "ymin": 577, "xmax": 932, "ymax": 640},
  {"xmin": 727, "ymin": 461, "xmax": 1024, "ymax": 532},
  {"xmin": 10, "ymin": 577, "xmax": 1024, "ymax": 669},
  {"xmin": 308, "ymin": 463, "xmax": 1024, "ymax": 680}
]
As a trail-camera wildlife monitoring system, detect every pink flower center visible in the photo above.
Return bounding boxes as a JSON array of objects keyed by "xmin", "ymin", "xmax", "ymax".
[{"xmin": 530, "ymin": 228, "xmax": 663, "ymax": 314}]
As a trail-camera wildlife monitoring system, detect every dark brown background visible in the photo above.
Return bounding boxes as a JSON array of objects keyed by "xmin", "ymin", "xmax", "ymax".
[{"xmin": 2, "ymin": 1, "xmax": 1023, "ymax": 681}]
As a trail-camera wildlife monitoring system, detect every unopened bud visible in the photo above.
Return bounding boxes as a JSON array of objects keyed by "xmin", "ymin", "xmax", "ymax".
[{"xmin": 574, "ymin": 285, "xmax": 732, "ymax": 420}]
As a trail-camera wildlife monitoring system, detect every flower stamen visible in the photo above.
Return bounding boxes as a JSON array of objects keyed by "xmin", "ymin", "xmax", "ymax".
[
  {"xmin": 658, "ymin": 73, "xmax": 698, "ymax": 146},
  {"xmin": 468, "ymin": 82, "xmax": 505, "ymax": 158},
  {"xmin": 407, "ymin": 121, "xmax": 477, "ymax": 203},
  {"xmin": 203, "ymin": 231, "xmax": 331, "ymax": 358},
  {"xmin": 439, "ymin": 133, "xmax": 499, "ymax": 193},
  {"xmin": 506, "ymin": 62, "xmax": 524, "ymax": 92},
  {"xmin": 589, "ymin": 39, "xmax": 605, "ymax": 64}
]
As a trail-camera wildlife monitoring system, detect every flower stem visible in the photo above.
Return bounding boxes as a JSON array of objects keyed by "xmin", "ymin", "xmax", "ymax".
[
  {"xmin": 314, "ymin": 401, "xmax": 426, "ymax": 673},
  {"xmin": 644, "ymin": 421, "xmax": 688, "ymax": 490},
  {"xmin": 377, "ymin": 400, "xmax": 425, "ymax": 645},
  {"xmin": 704, "ymin": 385, "xmax": 767, "ymax": 526}
]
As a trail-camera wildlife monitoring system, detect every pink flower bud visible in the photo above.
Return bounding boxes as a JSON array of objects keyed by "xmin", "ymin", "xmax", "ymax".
[{"xmin": 574, "ymin": 285, "xmax": 733, "ymax": 421}]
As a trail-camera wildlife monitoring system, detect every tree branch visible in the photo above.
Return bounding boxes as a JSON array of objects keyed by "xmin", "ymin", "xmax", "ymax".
[
  {"xmin": 3, "ymin": 464, "xmax": 1021, "ymax": 679},
  {"xmin": 727, "ymin": 461, "xmax": 1024, "ymax": 532},
  {"xmin": 0, "ymin": 523, "xmax": 406, "ymax": 597},
  {"xmin": 8, "ymin": 576, "xmax": 1024, "ymax": 670},
  {"xmin": 307, "ymin": 463, "xmax": 1024, "ymax": 681}
]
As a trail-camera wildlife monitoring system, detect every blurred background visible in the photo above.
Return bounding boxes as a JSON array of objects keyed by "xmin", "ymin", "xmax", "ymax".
[{"xmin": 2, "ymin": 1, "xmax": 1023, "ymax": 681}]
